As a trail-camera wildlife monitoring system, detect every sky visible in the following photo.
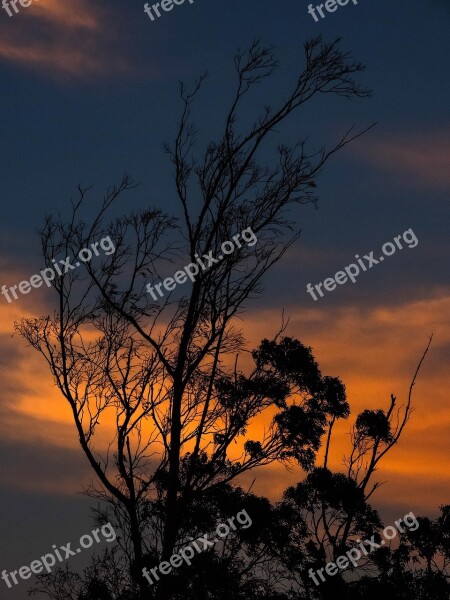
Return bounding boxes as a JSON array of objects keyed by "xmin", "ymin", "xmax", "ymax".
[{"xmin": 0, "ymin": 0, "xmax": 449, "ymax": 597}]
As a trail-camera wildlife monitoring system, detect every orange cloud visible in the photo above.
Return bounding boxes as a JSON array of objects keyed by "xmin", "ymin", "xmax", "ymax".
[
  {"xmin": 0, "ymin": 0, "xmax": 138, "ymax": 78},
  {"xmin": 353, "ymin": 131, "xmax": 450, "ymax": 190},
  {"xmin": 29, "ymin": 0, "xmax": 99, "ymax": 29}
]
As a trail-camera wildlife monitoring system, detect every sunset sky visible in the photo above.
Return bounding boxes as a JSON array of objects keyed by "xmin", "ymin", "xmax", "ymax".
[{"xmin": 0, "ymin": 0, "xmax": 449, "ymax": 597}]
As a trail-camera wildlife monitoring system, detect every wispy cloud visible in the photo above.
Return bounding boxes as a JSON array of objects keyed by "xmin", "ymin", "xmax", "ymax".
[
  {"xmin": 0, "ymin": 0, "xmax": 139, "ymax": 79},
  {"xmin": 353, "ymin": 131, "xmax": 450, "ymax": 190},
  {"xmin": 29, "ymin": 0, "xmax": 98, "ymax": 29}
]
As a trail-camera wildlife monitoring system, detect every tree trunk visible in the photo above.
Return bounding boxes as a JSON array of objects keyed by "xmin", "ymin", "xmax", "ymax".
[{"xmin": 127, "ymin": 504, "xmax": 146, "ymax": 600}]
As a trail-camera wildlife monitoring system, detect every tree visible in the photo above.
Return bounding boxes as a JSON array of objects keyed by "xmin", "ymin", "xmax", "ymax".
[
  {"xmin": 26, "ymin": 338, "xmax": 439, "ymax": 600},
  {"xmin": 16, "ymin": 36, "xmax": 372, "ymax": 599},
  {"xmin": 276, "ymin": 339, "xmax": 438, "ymax": 600}
]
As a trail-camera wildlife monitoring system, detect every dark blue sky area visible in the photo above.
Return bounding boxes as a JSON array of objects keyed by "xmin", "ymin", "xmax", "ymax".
[{"xmin": 0, "ymin": 0, "xmax": 448, "ymax": 310}]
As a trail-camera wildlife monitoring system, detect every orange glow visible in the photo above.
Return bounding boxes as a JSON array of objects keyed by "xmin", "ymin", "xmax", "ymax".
[
  {"xmin": 239, "ymin": 297, "xmax": 450, "ymax": 512},
  {"xmin": 1, "ymin": 262, "xmax": 449, "ymax": 513}
]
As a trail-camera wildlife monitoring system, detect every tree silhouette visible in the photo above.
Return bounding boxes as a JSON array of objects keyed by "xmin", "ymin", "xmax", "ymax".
[
  {"xmin": 26, "ymin": 341, "xmax": 444, "ymax": 600},
  {"xmin": 340, "ymin": 504, "xmax": 450, "ymax": 600},
  {"xmin": 17, "ymin": 37, "xmax": 373, "ymax": 599}
]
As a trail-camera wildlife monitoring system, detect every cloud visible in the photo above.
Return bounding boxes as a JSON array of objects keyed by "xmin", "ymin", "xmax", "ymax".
[
  {"xmin": 0, "ymin": 314, "xmax": 117, "ymax": 495},
  {"xmin": 0, "ymin": 437, "xmax": 90, "ymax": 494},
  {"xmin": 29, "ymin": 0, "xmax": 98, "ymax": 29},
  {"xmin": 353, "ymin": 131, "xmax": 450, "ymax": 190},
  {"xmin": 0, "ymin": 0, "xmax": 139, "ymax": 79},
  {"xmin": 0, "ymin": 324, "xmax": 76, "ymax": 445}
]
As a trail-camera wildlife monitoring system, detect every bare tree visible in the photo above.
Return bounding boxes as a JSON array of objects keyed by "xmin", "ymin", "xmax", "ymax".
[{"xmin": 16, "ymin": 37, "xmax": 372, "ymax": 600}]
